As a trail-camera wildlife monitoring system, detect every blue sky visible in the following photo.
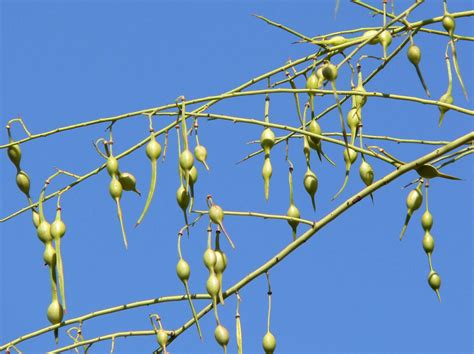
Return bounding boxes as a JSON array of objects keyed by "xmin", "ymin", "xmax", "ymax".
[{"xmin": 1, "ymin": 1, "xmax": 472, "ymax": 353}]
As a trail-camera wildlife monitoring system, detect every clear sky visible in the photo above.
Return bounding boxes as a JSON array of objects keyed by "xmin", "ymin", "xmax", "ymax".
[{"xmin": 1, "ymin": 1, "xmax": 473, "ymax": 353}]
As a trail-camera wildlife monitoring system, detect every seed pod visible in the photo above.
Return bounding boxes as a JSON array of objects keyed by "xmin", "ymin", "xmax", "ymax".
[
  {"xmin": 37, "ymin": 221, "xmax": 52, "ymax": 243},
  {"xmin": 287, "ymin": 204, "xmax": 300, "ymax": 240},
  {"xmin": 16, "ymin": 170, "xmax": 31, "ymax": 196},
  {"xmin": 47, "ymin": 300, "xmax": 64, "ymax": 325},
  {"xmin": 322, "ymin": 63, "xmax": 338, "ymax": 82},
  {"xmin": 442, "ymin": 15, "xmax": 455, "ymax": 36},
  {"xmin": 176, "ymin": 259, "xmax": 191, "ymax": 282},
  {"xmin": 378, "ymin": 30, "xmax": 392, "ymax": 59},
  {"xmin": 32, "ymin": 209, "xmax": 41, "ymax": 228},
  {"xmin": 260, "ymin": 128, "xmax": 275, "ymax": 154},
  {"xmin": 422, "ymin": 231, "xmax": 435, "ymax": 254},
  {"xmin": 146, "ymin": 137, "xmax": 162, "ymax": 161},
  {"xmin": 206, "ymin": 273, "xmax": 220, "ymax": 297},
  {"xmin": 176, "ymin": 185, "xmax": 190, "ymax": 210},
  {"xmin": 189, "ymin": 166, "xmax": 198, "ymax": 185},
  {"xmin": 194, "ymin": 144, "xmax": 209, "ymax": 170},
  {"xmin": 303, "ymin": 168, "xmax": 318, "ymax": 211},
  {"xmin": 214, "ymin": 324, "xmax": 230, "ymax": 348},
  {"xmin": 209, "ymin": 204, "xmax": 224, "ymax": 225},
  {"xmin": 262, "ymin": 331, "xmax": 277, "ymax": 354},
  {"xmin": 106, "ymin": 156, "xmax": 119, "ymax": 177},
  {"xmin": 109, "ymin": 177, "xmax": 123, "ymax": 200},
  {"xmin": 362, "ymin": 30, "xmax": 380, "ymax": 45},
  {"xmin": 332, "ymin": 148, "xmax": 358, "ymax": 200},
  {"xmin": 354, "ymin": 71, "xmax": 367, "ymax": 109},
  {"xmin": 51, "ymin": 219, "xmax": 66, "ymax": 239},
  {"xmin": 399, "ymin": 186, "xmax": 423, "ymax": 240},
  {"xmin": 421, "ymin": 210, "xmax": 433, "ymax": 231},
  {"xmin": 359, "ymin": 160, "xmax": 374, "ymax": 186},
  {"xmin": 306, "ymin": 72, "xmax": 319, "ymax": 92},
  {"xmin": 157, "ymin": 329, "xmax": 168, "ymax": 348},
  {"xmin": 347, "ymin": 108, "xmax": 361, "ymax": 144},
  {"xmin": 119, "ymin": 172, "xmax": 140, "ymax": 195},
  {"xmin": 407, "ymin": 44, "xmax": 421, "ymax": 66},
  {"xmin": 43, "ymin": 242, "xmax": 57, "ymax": 266},
  {"xmin": 262, "ymin": 157, "xmax": 272, "ymax": 201},
  {"xmin": 428, "ymin": 271, "xmax": 441, "ymax": 301},
  {"xmin": 203, "ymin": 248, "xmax": 217, "ymax": 270},
  {"xmin": 308, "ymin": 119, "xmax": 321, "ymax": 146},
  {"xmin": 326, "ymin": 35, "xmax": 346, "ymax": 46},
  {"xmin": 7, "ymin": 143, "xmax": 22, "ymax": 170},
  {"xmin": 179, "ymin": 149, "xmax": 194, "ymax": 171},
  {"xmin": 438, "ymin": 92, "xmax": 454, "ymax": 126}
]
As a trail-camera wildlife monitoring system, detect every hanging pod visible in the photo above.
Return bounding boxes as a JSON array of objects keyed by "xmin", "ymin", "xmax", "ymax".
[
  {"xmin": 399, "ymin": 185, "xmax": 423, "ymax": 240},
  {"xmin": 286, "ymin": 165, "xmax": 300, "ymax": 240},
  {"xmin": 156, "ymin": 329, "xmax": 168, "ymax": 350},
  {"xmin": 442, "ymin": 14, "xmax": 455, "ymax": 36},
  {"xmin": 260, "ymin": 128, "xmax": 275, "ymax": 201},
  {"xmin": 179, "ymin": 149, "xmax": 194, "ymax": 172},
  {"xmin": 214, "ymin": 240, "xmax": 227, "ymax": 305},
  {"xmin": 303, "ymin": 167, "xmax": 318, "ymax": 211},
  {"xmin": 118, "ymin": 172, "xmax": 140, "ymax": 195},
  {"xmin": 332, "ymin": 148, "xmax": 358, "ymax": 200},
  {"xmin": 16, "ymin": 170, "xmax": 31, "ymax": 197},
  {"xmin": 51, "ymin": 207, "xmax": 67, "ymax": 311},
  {"xmin": 208, "ymin": 200, "xmax": 235, "ymax": 249},
  {"xmin": 362, "ymin": 30, "xmax": 380, "ymax": 45},
  {"xmin": 43, "ymin": 242, "xmax": 57, "ymax": 267},
  {"xmin": 262, "ymin": 331, "xmax": 277, "ymax": 354},
  {"xmin": 346, "ymin": 107, "xmax": 361, "ymax": 145},
  {"xmin": 214, "ymin": 324, "xmax": 230, "ymax": 353},
  {"xmin": 422, "ymin": 231, "xmax": 435, "ymax": 254},
  {"xmin": 109, "ymin": 176, "xmax": 128, "ymax": 249},
  {"xmin": 378, "ymin": 30, "xmax": 392, "ymax": 59},
  {"xmin": 427, "ymin": 270, "xmax": 441, "ymax": 302},
  {"xmin": 206, "ymin": 272, "xmax": 220, "ymax": 299},
  {"xmin": 32, "ymin": 209, "xmax": 41, "ymax": 228},
  {"xmin": 7, "ymin": 141, "xmax": 22, "ymax": 170},
  {"xmin": 407, "ymin": 44, "xmax": 430, "ymax": 97},
  {"xmin": 354, "ymin": 70, "xmax": 367, "ymax": 110},
  {"xmin": 359, "ymin": 160, "xmax": 374, "ymax": 187},
  {"xmin": 306, "ymin": 72, "xmax": 319, "ymax": 93},
  {"xmin": 438, "ymin": 54, "xmax": 454, "ymax": 126},
  {"xmin": 47, "ymin": 299, "xmax": 64, "ymax": 325},
  {"xmin": 176, "ymin": 184, "xmax": 190, "ymax": 231},
  {"xmin": 194, "ymin": 144, "xmax": 210, "ymax": 170},
  {"xmin": 421, "ymin": 210, "xmax": 433, "ymax": 231},
  {"xmin": 37, "ymin": 220, "xmax": 53, "ymax": 244},
  {"xmin": 106, "ymin": 156, "xmax": 119, "ymax": 177},
  {"xmin": 416, "ymin": 164, "xmax": 460, "ymax": 180}
]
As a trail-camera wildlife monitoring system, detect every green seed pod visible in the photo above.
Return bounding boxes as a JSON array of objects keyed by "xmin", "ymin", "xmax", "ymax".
[
  {"xmin": 209, "ymin": 204, "xmax": 224, "ymax": 225},
  {"xmin": 51, "ymin": 218, "xmax": 66, "ymax": 239},
  {"xmin": 438, "ymin": 92, "xmax": 454, "ymax": 126},
  {"xmin": 194, "ymin": 144, "xmax": 209, "ymax": 170},
  {"xmin": 343, "ymin": 148, "xmax": 358, "ymax": 165},
  {"xmin": 354, "ymin": 71, "xmax": 367, "ymax": 109},
  {"xmin": 206, "ymin": 273, "xmax": 220, "ymax": 297},
  {"xmin": 442, "ymin": 15, "xmax": 455, "ymax": 36},
  {"xmin": 176, "ymin": 185, "xmax": 190, "ymax": 210},
  {"xmin": 421, "ymin": 210, "xmax": 433, "ymax": 231},
  {"xmin": 316, "ymin": 66, "xmax": 325, "ymax": 82},
  {"xmin": 260, "ymin": 128, "xmax": 275, "ymax": 155},
  {"xmin": 47, "ymin": 300, "xmax": 64, "ymax": 325},
  {"xmin": 43, "ymin": 242, "xmax": 57, "ymax": 266},
  {"xmin": 359, "ymin": 160, "xmax": 374, "ymax": 187},
  {"xmin": 16, "ymin": 170, "xmax": 31, "ymax": 196},
  {"xmin": 179, "ymin": 149, "xmax": 194, "ymax": 171},
  {"xmin": 406, "ymin": 188, "xmax": 423, "ymax": 211},
  {"xmin": 428, "ymin": 271, "xmax": 441, "ymax": 291},
  {"xmin": 306, "ymin": 72, "xmax": 319, "ymax": 92},
  {"xmin": 303, "ymin": 168, "xmax": 318, "ymax": 211},
  {"xmin": 287, "ymin": 204, "xmax": 300, "ymax": 239},
  {"xmin": 157, "ymin": 329, "xmax": 168, "ymax": 348},
  {"xmin": 407, "ymin": 44, "xmax": 421, "ymax": 66},
  {"xmin": 326, "ymin": 35, "xmax": 347, "ymax": 46},
  {"xmin": 308, "ymin": 119, "xmax": 322, "ymax": 146},
  {"xmin": 146, "ymin": 138, "xmax": 162, "ymax": 161},
  {"xmin": 37, "ymin": 221, "xmax": 52, "ymax": 243},
  {"xmin": 422, "ymin": 231, "xmax": 435, "ymax": 254},
  {"xmin": 322, "ymin": 62, "xmax": 338, "ymax": 81},
  {"xmin": 362, "ymin": 30, "xmax": 380, "ymax": 45},
  {"xmin": 109, "ymin": 177, "xmax": 123, "ymax": 200},
  {"xmin": 262, "ymin": 331, "xmax": 277, "ymax": 354},
  {"xmin": 378, "ymin": 30, "xmax": 392, "ymax": 58},
  {"xmin": 189, "ymin": 165, "xmax": 198, "ymax": 185},
  {"xmin": 7, "ymin": 143, "xmax": 22, "ymax": 169},
  {"xmin": 203, "ymin": 248, "xmax": 217, "ymax": 270},
  {"xmin": 176, "ymin": 259, "xmax": 191, "ymax": 281},
  {"xmin": 118, "ymin": 172, "xmax": 140, "ymax": 194},
  {"xmin": 262, "ymin": 157, "xmax": 272, "ymax": 201},
  {"xmin": 32, "ymin": 209, "xmax": 40, "ymax": 228},
  {"xmin": 214, "ymin": 250, "xmax": 227, "ymax": 274},
  {"xmin": 106, "ymin": 156, "xmax": 119, "ymax": 177},
  {"xmin": 214, "ymin": 324, "xmax": 230, "ymax": 347},
  {"xmin": 347, "ymin": 108, "xmax": 360, "ymax": 132}
]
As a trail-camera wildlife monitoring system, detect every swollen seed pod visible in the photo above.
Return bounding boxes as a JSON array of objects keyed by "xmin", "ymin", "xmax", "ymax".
[
  {"xmin": 262, "ymin": 331, "xmax": 277, "ymax": 354},
  {"xmin": 308, "ymin": 119, "xmax": 322, "ymax": 146},
  {"xmin": 47, "ymin": 300, "xmax": 64, "ymax": 325},
  {"xmin": 400, "ymin": 186, "xmax": 423, "ymax": 240},
  {"xmin": 442, "ymin": 15, "xmax": 455, "ymax": 36},
  {"xmin": 421, "ymin": 210, "xmax": 433, "ymax": 231},
  {"xmin": 176, "ymin": 259, "xmax": 191, "ymax": 282},
  {"xmin": 214, "ymin": 250, "xmax": 227, "ymax": 274},
  {"xmin": 428, "ymin": 271, "xmax": 441, "ymax": 292},
  {"xmin": 7, "ymin": 143, "xmax": 22, "ymax": 169},
  {"xmin": 146, "ymin": 138, "xmax": 162, "ymax": 161},
  {"xmin": 438, "ymin": 92, "xmax": 454, "ymax": 126},
  {"xmin": 16, "ymin": 170, "xmax": 31, "ymax": 196},
  {"xmin": 37, "ymin": 221, "xmax": 52, "ymax": 243},
  {"xmin": 344, "ymin": 148, "xmax": 358, "ymax": 165},
  {"xmin": 287, "ymin": 204, "xmax": 300, "ymax": 240},
  {"xmin": 206, "ymin": 273, "xmax": 220, "ymax": 297},
  {"xmin": 260, "ymin": 128, "xmax": 275, "ymax": 155},
  {"xmin": 209, "ymin": 205, "xmax": 224, "ymax": 225},
  {"xmin": 303, "ymin": 168, "xmax": 318, "ymax": 211},
  {"xmin": 359, "ymin": 160, "xmax": 374, "ymax": 187},
  {"xmin": 378, "ymin": 30, "xmax": 392, "ymax": 58},
  {"xmin": 322, "ymin": 62, "xmax": 338, "ymax": 82},
  {"xmin": 43, "ymin": 242, "xmax": 57, "ymax": 266},
  {"xmin": 203, "ymin": 248, "xmax": 217, "ymax": 270},
  {"xmin": 194, "ymin": 144, "xmax": 209, "ymax": 170},
  {"xmin": 189, "ymin": 166, "xmax": 198, "ymax": 185},
  {"xmin": 118, "ymin": 172, "xmax": 140, "ymax": 195},
  {"xmin": 106, "ymin": 156, "xmax": 119, "ymax": 177},
  {"xmin": 214, "ymin": 324, "xmax": 230, "ymax": 347},
  {"xmin": 306, "ymin": 72, "xmax": 319, "ymax": 92},
  {"xmin": 179, "ymin": 149, "xmax": 194, "ymax": 171},
  {"xmin": 362, "ymin": 30, "xmax": 380, "ymax": 45},
  {"xmin": 157, "ymin": 329, "xmax": 168, "ymax": 348},
  {"xmin": 51, "ymin": 218, "xmax": 66, "ymax": 239},
  {"xmin": 262, "ymin": 157, "xmax": 272, "ymax": 201},
  {"xmin": 326, "ymin": 35, "xmax": 346, "ymax": 46},
  {"xmin": 354, "ymin": 71, "xmax": 367, "ymax": 109},
  {"xmin": 422, "ymin": 231, "xmax": 435, "ymax": 254},
  {"xmin": 176, "ymin": 185, "xmax": 190, "ymax": 210},
  {"xmin": 32, "ymin": 209, "xmax": 41, "ymax": 228},
  {"xmin": 109, "ymin": 177, "xmax": 123, "ymax": 200},
  {"xmin": 347, "ymin": 108, "xmax": 360, "ymax": 143},
  {"xmin": 407, "ymin": 44, "xmax": 421, "ymax": 66}
]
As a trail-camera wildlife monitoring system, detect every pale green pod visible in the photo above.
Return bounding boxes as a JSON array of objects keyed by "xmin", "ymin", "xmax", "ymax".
[
  {"xmin": 262, "ymin": 331, "xmax": 277, "ymax": 354},
  {"xmin": 322, "ymin": 63, "xmax": 338, "ymax": 81},
  {"xmin": 16, "ymin": 170, "xmax": 31, "ymax": 196},
  {"xmin": 362, "ymin": 30, "xmax": 380, "ymax": 45},
  {"xmin": 303, "ymin": 168, "xmax": 318, "ymax": 211},
  {"xmin": 260, "ymin": 128, "xmax": 275, "ymax": 155},
  {"xmin": 179, "ymin": 149, "xmax": 194, "ymax": 171},
  {"xmin": 422, "ymin": 231, "xmax": 435, "ymax": 254},
  {"xmin": 37, "ymin": 221, "xmax": 52, "ymax": 243},
  {"xmin": 47, "ymin": 300, "xmax": 64, "ymax": 325},
  {"xmin": 421, "ymin": 210, "xmax": 433, "ymax": 231},
  {"xmin": 262, "ymin": 157, "xmax": 272, "ymax": 201}
]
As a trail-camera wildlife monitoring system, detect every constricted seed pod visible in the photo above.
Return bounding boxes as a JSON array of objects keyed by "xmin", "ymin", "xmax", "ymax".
[
  {"xmin": 378, "ymin": 30, "xmax": 392, "ymax": 59},
  {"xmin": 262, "ymin": 331, "xmax": 277, "ymax": 354},
  {"xmin": 106, "ymin": 156, "xmax": 119, "ymax": 177},
  {"xmin": 214, "ymin": 324, "xmax": 230, "ymax": 347},
  {"xmin": 146, "ymin": 138, "xmax": 162, "ymax": 161},
  {"xmin": 287, "ymin": 204, "xmax": 300, "ymax": 240},
  {"xmin": 189, "ymin": 166, "xmax": 198, "ymax": 185},
  {"xmin": 442, "ymin": 15, "xmax": 456, "ymax": 36},
  {"xmin": 344, "ymin": 148, "xmax": 358, "ymax": 165},
  {"xmin": 179, "ymin": 149, "xmax": 194, "ymax": 171},
  {"xmin": 157, "ymin": 329, "xmax": 168, "ymax": 348},
  {"xmin": 308, "ymin": 119, "xmax": 322, "ymax": 146},
  {"xmin": 214, "ymin": 250, "xmax": 227, "ymax": 274},
  {"xmin": 306, "ymin": 72, "xmax": 319, "ymax": 92},
  {"xmin": 203, "ymin": 248, "xmax": 217, "ymax": 270},
  {"xmin": 260, "ymin": 128, "xmax": 275, "ymax": 155},
  {"xmin": 209, "ymin": 205, "xmax": 224, "ymax": 225},
  {"xmin": 32, "ymin": 209, "xmax": 41, "ymax": 228},
  {"xmin": 109, "ymin": 177, "xmax": 123, "ymax": 200},
  {"xmin": 43, "ymin": 242, "xmax": 57, "ymax": 266},
  {"xmin": 262, "ymin": 157, "xmax": 272, "ymax": 201},
  {"xmin": 407, "ymin": 44, "xmax": 421, "ymax": 66},
  {"xmin": 359, "ymin": 160, "xmax": 374, "ymax": 187},
  {"xmin": 347, "ymin": 107, "xmax": 361, "ymax": 143},
  {"xmin": 51, "ymin": 218, "xmax": 66, "ymax": 239},
  {"xmin": 332, "ymin": 148, "xmax": 358, "ymax": 200},
  {"xmin": 326, "ymin": 35, "xmax": 347, "ymax": 46},
  {"xmin": 119, "ymin": 172, "xmax": 140, "ymax": 195},
  {"xmin": 194, "ymin": 144, "xmax": 209, "ymax": 170},
  {"xmin": 428, "ymin": 271, "xmax": 441, "ymax": 291},
  {"xmin": 16, "ymin": 170, "xmax": 31, "ymax": 196},
  {"xmin": 400, "ymin": 186, "xmax": 423, "ymax": 240},
  {"xmin": 438, "ymin": 92, "xmax": 454, "ymax": 126},
  {"xmin": 303, "ymin": 168, "xmax": 318, "ymax": 211},
  {"xmin": 421, "ymin": 210, "xmax": 433, "ymax": 231},
  {"xmin": 422, "ymin": 231, "xmax": 435, "ymax": 254},
  {"xmin": 206, "ymin": 273, "xmax": 220, "ymax": 297},
  {"xmin": 7, "ymin": 143, "xmax": 22, "ymax": 169},
  {"xmin": 322, "ymin": 63, "xmax": 338, "ymax": 82},
  {"xmin": 37, "ymin": 221, "xmax": 52, "ymax": 243},
  {"xmin": 354, "ymin": 71, "xmax": 367, "ymax": 109},
  {"xmin": 362, "ymin": 30, "xmax": 380, "ymax": 45},
  {"xmin": 176, "ymin": 259, "xmax": 191, "ymax": 281},
  {"xmin": 47, "ymin": 300, "xmax": 64, "ymax": 325},
  {"xmin": 176, "ymin": 185, "xmax": 190, "ymax": 210}
]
